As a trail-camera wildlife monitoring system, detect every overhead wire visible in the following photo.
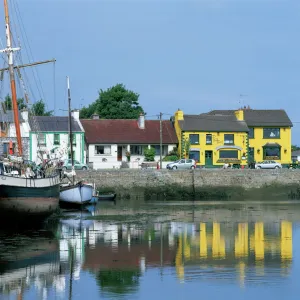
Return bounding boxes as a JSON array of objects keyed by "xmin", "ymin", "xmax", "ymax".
[
  {"xmin": 9, "ymin": 0, "xmax": 56, "ymax": 148},
  {"xmin": 11, "ymin": 0, "xmax": 45, "ymax": 101}
]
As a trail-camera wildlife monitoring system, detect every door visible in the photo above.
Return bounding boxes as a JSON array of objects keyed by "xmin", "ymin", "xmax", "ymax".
[
  {"xmin": 185, "ymin": 159, "xmax": 193, "ymax": 169},
  {"xmin": 117, "ymin": 146, "xmax": 123, "ymax": 161},
  {"xmin": 248, "ymin": 147, "xmax": 254, "ymax": 163},
  {"xmin": 178, "ymin": 159, "xmax": 186, "ymax": 169},
  {"xmin": 74, "ymin": 160, "xmax": 81, "ymax": 169},
  {"xmin": 205, "ymin": 151, "xmax": 213, "ymax": 166}
]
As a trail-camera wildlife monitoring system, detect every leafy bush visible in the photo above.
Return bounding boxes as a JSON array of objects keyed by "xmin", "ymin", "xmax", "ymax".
[
  {"xmin": 163, "ymin": 155, "xmax": 178, "ymax": 161},
  {"xmin": 168, "ymin": 147, "xmax": 179, "ymax": 156},
  {"xmin": 144, "ymin": 147, "xmax": 156, "ymax": 161}
]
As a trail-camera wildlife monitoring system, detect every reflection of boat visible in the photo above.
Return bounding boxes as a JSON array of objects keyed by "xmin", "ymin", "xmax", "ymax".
[
  {"xmin": 0, "ymin": 0, "xmax": 60, "ymax": 219},
  {"xmin": 59, "ymin": 77, "xmax": 93, "ymax": 205},
  {"xmin": 0, "ymin": 230, "xmax": 60, "ymax": 299},
  {"xmin": 60, "ymin": 209, "xmax": 93, "ymax": 230}
]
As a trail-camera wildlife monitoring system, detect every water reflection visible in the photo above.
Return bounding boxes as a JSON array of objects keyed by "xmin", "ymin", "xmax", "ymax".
[
  {"xmin": 174, "ymin": 221, "xmax": 292, "ymax": 284},
  {"xmin": 0, "ymin": 202, "xmax": 299, "ymax": 299},
  {"xmin": 0, "ymin": 228, "xmax": 61, "ymax": 299}
]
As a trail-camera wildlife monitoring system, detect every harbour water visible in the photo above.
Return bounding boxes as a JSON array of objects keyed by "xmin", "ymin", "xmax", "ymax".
[{"xmin": 1, "ymin": 199, "xmax": 300, "ymax": 300}]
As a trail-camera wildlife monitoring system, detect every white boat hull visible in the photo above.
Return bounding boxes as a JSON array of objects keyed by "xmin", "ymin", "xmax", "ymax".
[{"xmin": 60, "ymin": 182, "xmax": 94, "ymax": 204}]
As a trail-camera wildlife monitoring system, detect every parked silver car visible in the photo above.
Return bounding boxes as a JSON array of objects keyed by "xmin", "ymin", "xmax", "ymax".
[
  {"xmin": 166, "ymin": 159, "xmax": 196, "ymax": 170},
  {"xmin": 255, "ymin": 160, "xmax": 282, "ymax": 169}
]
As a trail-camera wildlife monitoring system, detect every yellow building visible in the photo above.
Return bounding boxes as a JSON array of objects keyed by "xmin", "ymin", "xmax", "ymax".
[
  {"xmin": 174, "ymin": 108, "xmax": 293, "ymax": 167},
  {"xmin": 208, "ymin": 109, "xmax": 293, "ymax": 166},
  {"xmin": 174, "ymin": 109, "xmax": 249, "ymax": 167}
]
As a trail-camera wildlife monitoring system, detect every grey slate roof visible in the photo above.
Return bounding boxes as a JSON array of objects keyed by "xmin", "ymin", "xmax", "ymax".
[
  {"xmin": 29, "ymin": 116, "xmax": 83, "ymax": 132},
  {"xmin": 179, "ymin": 114, "xmax": 249, "ymax": 132},
  {"xmin": 0, "ymin": 110, "xmax": 24, "ymax": 122},
  {"xmin": 292, "ymin": 150, "xmax": 300, "ymax": 157},
  {"xmin": 207, "ymin": 109, "xmax": 293, "ymax": 127}
]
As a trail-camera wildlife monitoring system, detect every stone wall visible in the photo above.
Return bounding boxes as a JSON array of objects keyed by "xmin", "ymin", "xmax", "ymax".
[{"xmin": 76, "ymin": 169, "xmax": 300, "ymax": 200}]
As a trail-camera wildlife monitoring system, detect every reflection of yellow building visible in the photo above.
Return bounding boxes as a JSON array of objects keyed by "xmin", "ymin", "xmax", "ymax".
[
  {"xmin": 281, "ymin": 221, "xmax": 292, "ymax": 261},
  {"xmin": 175, "ymin": 221, "xmax": 293, "ymax": 282},
  {"xmin": 235, "ymin": 223, "xmax": 248, "ymax": 258},
  {"xmin": 212, "ymin": 223, "xmax": 225, "ymax": 259}
]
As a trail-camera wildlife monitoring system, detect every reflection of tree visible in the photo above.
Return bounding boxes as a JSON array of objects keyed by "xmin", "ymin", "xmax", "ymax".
[{"xmin": 96, "ymin": 269, "xmax": 141, "ymax": 295}]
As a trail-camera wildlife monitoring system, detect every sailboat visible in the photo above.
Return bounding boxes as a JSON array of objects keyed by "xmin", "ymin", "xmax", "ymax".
[
  {"xmin": 59, "ymin": 77, "xmax": 93, "ymax": 205},
  {"xmin": 0, "ymin": 0, "xmax": 60, "ymax": 219}
]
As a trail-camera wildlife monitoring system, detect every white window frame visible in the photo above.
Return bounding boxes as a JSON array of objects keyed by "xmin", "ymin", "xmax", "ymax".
[
  {"xmin": 95, "ymin": 145, "xmax": 111, "ymax": 155},
  {"xmin": 37, "ymin": 133, "xmax": 46, "ymax": 145}
]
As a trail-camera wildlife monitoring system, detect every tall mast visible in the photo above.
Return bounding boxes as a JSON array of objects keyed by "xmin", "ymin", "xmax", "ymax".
[
  {"xmin": 0, "ymin": 0, "xmax": 22, "ymax": 156},
  {"xmin": 67, "ymin": 76, "xmax": 74, "ymax": 184}
]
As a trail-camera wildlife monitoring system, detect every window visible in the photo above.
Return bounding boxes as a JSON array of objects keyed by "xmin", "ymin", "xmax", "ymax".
[
  {"xmin": 150, "ymin": 145, "xmax": 168, "ymax": 156},
  {"xmin": 219, "ymin": 150, "xmax": 238, "ymax": 159},
  {"xmin": 189, "ymin": 134, "xmax": 199, "ymax": 145},
  {"xmin": 95, "ymin": 145, "xmax": 111, "ymax": 155},
  {"xmin": 189, "ymin": 150, "xmax": 200, "ymax": 162},
  {"xmin": 130, "ymin": 145, "xmax": 144, "ymax": 155},
  {"xmin": 37, "ymin": 133, "xmax": 46, "ymax": 145},
  {"xmin": 206, "ymin": 134, "xmax": 212, "ymax": 145},
  {"xmin": 0, "ymin": 122, "xmax": 7, "ymax": 131},
  {"xmin": 249, "ymin": 147, "xmax": 254, "ymax": 162},
  {"xmin": 54, "ymin": 134, "xmax": 60, "ymax": 145},
  {"xmin": 3, "ymin": 142, "xmax": 15, "ymax": 155},
  {"xmin": 263, "ymin": 128, "xmax": 280, "ymax": 139},
  {"xmin": 224, "ymin": 134, "xmax": 234, "ymax": 145},
  {"xmin": 68, "ymin": 151, "xmax": 75, "ymax": 160},
  {"xmin": 72, "ymin": 134, "xmax": 76, "ymax": 145},
  {"xmin": 249, "ymin": 128, "xmax": 254, "ymax": 139},
  {"xmin": 264, "ymin": 146, "xmax": 280, "ymax": 159}
]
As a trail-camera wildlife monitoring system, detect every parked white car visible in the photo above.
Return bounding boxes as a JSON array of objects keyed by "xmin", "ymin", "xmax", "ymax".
[
  {"xmin": 255, "ymin": 160, "xmax": 282, "ymax": 169},
  {"xmin": 166, "ymin": 159, "xmax": 196, "ymax": 170}
]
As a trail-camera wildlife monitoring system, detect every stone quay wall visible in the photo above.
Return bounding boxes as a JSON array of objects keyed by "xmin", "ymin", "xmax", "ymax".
[{"xmin": 76, "ymin": 169, "xmax": 300, "ymax": 200}]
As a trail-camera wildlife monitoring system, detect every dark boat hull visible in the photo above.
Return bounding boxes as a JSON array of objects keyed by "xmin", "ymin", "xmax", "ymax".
[
  {"xmin": 0, "ymin": 175, "xmax": 60, "ymax": 223},
  {"xmin": 97, "ymin": 193, "xmax": 117, "ymax": 201}
]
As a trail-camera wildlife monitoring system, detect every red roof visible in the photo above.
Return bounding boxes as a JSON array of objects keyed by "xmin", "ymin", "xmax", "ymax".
[{"xmin": 81, "ymin": 119, "xmax": 178, "ymax": 144}]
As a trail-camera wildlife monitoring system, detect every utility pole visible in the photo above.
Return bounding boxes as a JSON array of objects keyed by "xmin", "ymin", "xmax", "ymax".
[{"xmin": 159, "ymin": 112, "xmax": 163, "ymax": 169}]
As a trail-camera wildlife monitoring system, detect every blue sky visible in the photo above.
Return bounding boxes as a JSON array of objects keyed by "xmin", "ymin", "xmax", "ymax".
[{"xmin": 1, "ymin": 0, "xmax": 300, "ymax": 142}]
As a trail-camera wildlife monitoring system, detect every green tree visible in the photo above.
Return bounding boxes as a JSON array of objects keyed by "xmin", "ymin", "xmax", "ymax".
[
  {"xmin": 79, "ymin": 102, "xmax": 97, "ymax": 119},
  {"xmin": 3, "ymin": 94, "xmax": 27, "ymax": 110},
  {"xmin": 96, "ymin": 269, "xmax": 141, "ymax": 295},
  {"xmin": 79, "ymin": 83, "xmax": 144, "ymax": 119},
  {"xmin": 292, "ymin": 145, "xmax": 300, "ymax": 152},
  {"xmin": 144, "ymin": 147, "xmax": 156, "ymax": 161},
  {"xmin": 182, "ymin": 138, "xmax": 191, "ymax": 158},
  {"xmin": 30, "ymin": 99, "xmax": 53, "ymax": 116}
]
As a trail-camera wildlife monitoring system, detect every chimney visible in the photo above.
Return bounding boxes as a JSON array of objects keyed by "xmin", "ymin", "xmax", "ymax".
[
  {"xmin": 92, "ymin": 114, "xmax": 99, "ymax": 120},
  {"xmin": 21, "ymin": 109, "xmax": 28, "ymax": 122},
  {"xmin": 71, "ymin": 109, "xmax": 79, "ymax": 121},
  {"xmin": 138, "ymin": 113, "xmax": 145, "ymax": 129}
]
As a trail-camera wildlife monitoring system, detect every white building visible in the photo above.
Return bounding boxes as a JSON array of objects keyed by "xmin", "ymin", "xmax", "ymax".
[
  {"xmin": 29, "ymin": 110, "xmax": 85, "ymax": 164},
  {"xmin": 81, "ymin": 114, "xmax": 178, "ymax": 169},
  {"xmin": 0, "ymin": 109, "xmax": 30, "ymax": 159}
]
